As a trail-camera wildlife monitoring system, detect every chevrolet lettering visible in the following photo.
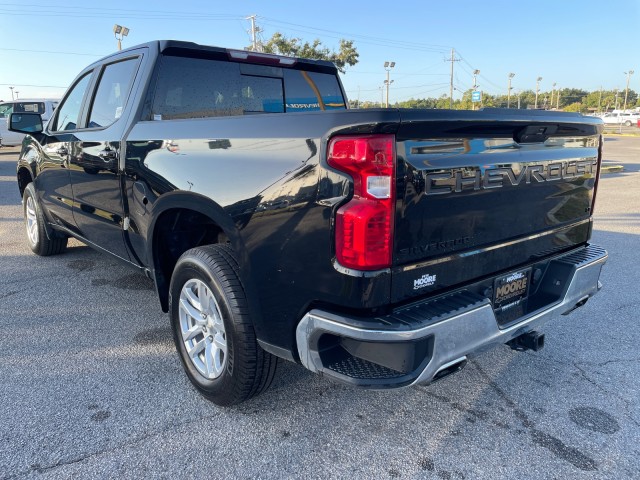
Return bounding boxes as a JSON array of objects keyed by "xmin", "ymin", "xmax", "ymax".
[{"xmin": 425, "ymin": 160, "xmax": 598, "ymax": 195}]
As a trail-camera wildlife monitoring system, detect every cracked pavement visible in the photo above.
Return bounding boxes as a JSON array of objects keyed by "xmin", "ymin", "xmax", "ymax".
[{"xmin": 0, "ymin": 136, "xmax": 639, "ymax": 479}]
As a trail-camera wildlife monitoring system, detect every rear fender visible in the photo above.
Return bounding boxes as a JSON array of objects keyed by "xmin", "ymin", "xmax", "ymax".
[{"xmin": 146, "ymin": 192, "xmax": 261, "ymax": 327}]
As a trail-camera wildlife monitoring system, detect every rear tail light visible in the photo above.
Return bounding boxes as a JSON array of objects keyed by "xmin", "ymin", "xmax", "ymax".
[{"xmin": 328, "ymin": 134, "xmax": 395, "ymax": 270}]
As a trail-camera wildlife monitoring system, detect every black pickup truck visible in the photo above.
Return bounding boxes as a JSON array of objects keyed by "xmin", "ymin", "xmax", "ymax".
[{"xmin": 11, "ymin": 40, "xmax": 607, "ymax": 406}]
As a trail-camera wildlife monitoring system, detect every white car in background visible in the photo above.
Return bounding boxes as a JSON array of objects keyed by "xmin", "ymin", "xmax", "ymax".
[
  {"xmin": 0, "ymin": 99, "xmax": 59, "ymax": 146},
  {"xmin": 600, "ymin": 111, "xmax": 640, "ymax": 126}
]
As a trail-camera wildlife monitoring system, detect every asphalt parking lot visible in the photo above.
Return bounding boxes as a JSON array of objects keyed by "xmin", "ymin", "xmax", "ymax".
[{"xmin": 0, "ymin": 137, "xmax": 638, "ymax": 479}]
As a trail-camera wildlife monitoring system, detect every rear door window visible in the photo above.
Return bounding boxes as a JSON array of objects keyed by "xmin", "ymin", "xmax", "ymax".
[
  {"xmin": 150, "ymin": 55, "xmax": 345, "ymax": 120},
  {"xmin": 88, "ymin": 57, "xmax": 139, "ymax": 128}
]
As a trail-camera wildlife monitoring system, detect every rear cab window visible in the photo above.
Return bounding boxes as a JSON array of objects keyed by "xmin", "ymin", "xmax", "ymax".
[
  {"xmin": 150, "ymin": 54, "xmax": 345, "ymax": 120},
  {"xmin": 15, "ymin": 102, "xmax": 45, "ymax": 114}
]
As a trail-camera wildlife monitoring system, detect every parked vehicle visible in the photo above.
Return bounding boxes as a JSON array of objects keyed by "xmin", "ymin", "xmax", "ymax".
[
  {"xmin": 600, "ymin": 111, "xmax": 640, "ymax": 126},
  {"xmin": 10, "ymin": 40, "xmax": 607, "ymax": 406},
  {"xmin": 0, "ymin": 99, "xmax": 58, "ymax": 146}
]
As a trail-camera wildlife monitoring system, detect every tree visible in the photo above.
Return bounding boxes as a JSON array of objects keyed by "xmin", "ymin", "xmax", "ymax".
[
  {"xmin": 563, "ymin": 102, "xmax": 586, "ymax": 113},
  {"xmin": 258, "ymin": 32, "xmax": 359, "ymax": 73}
]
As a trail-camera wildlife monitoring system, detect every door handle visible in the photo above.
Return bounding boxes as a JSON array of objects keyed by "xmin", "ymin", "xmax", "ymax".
[{"xmin": 98, "ymin": 148, "xmax": 117, "ymax": 161}]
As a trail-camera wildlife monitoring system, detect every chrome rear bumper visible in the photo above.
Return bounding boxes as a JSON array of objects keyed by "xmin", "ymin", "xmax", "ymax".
[{"xmin": 296, "ymin": 244, "xmax": 607, "ymax": 388}]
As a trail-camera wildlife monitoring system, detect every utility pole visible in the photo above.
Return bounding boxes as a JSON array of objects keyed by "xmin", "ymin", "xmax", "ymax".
[
  {"xmin": 246, "ymin": 15, "xmax": 259, "ymax": 51},
  {"xmin": 384, "ymin": 61, "xmax": 395, "ymax": 108},
  {"xmin": 551, "ymin": 82, "xmax": 556, "ymax": 110},
  {"xmin": 598, "ymin": 86, "xmax": 603, "ymax": 113},
  {"xmin": 15, "ymin": 91, "xmax": 18, "ymax": 99},
  {"xmin": 535, "ymin": 77, "xmax": 542, "ymax": 109},
  {"xmin": 507, "ymin": 73, "xmax": 515, "ymax": 108},
  {"xmin": 623, "ymin": 70, "xmax": 635, "ymax": 111},
  {"xmin": 614, "ymin": 89, "xmax": 619, "ymax": 110},
  {"xmin": 448, "ymin": 48, "xmax": 459, "ymax": 109},
  {"xmin": 9, "ymin": 86, "xmax": 14, "ymax": 100},
  {"xmin": 556, "ymin": 87, "xmax": 560, "ymax": 109},
  {"xmin": 517, "ymin": 91, "xmax": 521, "ymax": 109}
]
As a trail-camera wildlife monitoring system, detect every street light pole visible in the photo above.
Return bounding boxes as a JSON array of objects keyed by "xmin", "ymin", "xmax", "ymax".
[
  {"xmin": 9, "ymin": 86, "xmax": 14, "ymax": 100},
  {"xmin": 535, "ymin": 77, "xmax": 542, "ymax": 109},
  {"xmin": 551, "ymin": 82, "xmax": 556, "ymax": 110},
  {"xmin": 472, "ymin": 69, "xmax": 480, "ymax": 110},
  {"xmin": 623, "ymin": 70, "xmax": 634, "ymax": 111},
  {"xmin": 507, "ymin": 73, "xmax": 515, "ymax": 108},
  {"xmin": 384, "ymin": 61, "xmax": 395, "ymax": 108},
  {"xmin": 113, "ymin": 24, "xmax": 130, "ymax": 51}
]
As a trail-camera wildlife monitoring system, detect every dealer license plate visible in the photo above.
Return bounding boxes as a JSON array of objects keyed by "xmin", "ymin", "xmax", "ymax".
[{"xmin": 493, "ymin": 268, "xmax": 532, "ymax": 310}]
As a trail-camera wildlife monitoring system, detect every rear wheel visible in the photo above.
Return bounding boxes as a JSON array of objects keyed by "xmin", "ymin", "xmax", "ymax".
[
  {"xmin": 23, "ymin": 183, "xmax": 68, "ymax": 256},
  {"xmin": 624, "ymin": 120, "xmax": 632, "ymax": 127},
  {"xmin": 169, "ymin": 244, "xmax": 277, "ymax": 406}
]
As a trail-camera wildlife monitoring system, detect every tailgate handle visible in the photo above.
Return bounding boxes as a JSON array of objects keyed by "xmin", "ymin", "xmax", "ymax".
[{"xmin": 514, "ymin": 124, "xmax": 558, "ymax": 144}]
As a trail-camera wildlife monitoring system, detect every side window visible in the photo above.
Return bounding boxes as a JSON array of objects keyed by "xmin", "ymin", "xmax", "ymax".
[
  {"xmin": 52, "ymin": 73, "xmax": 92, "ymax": 131},
  {"xmin": 283, "ymin": 70, "xmax": 346, "ymax": 111},
  {"xmin": 88, "ymin": 58, "xmax": 139, "ymax": 128}
]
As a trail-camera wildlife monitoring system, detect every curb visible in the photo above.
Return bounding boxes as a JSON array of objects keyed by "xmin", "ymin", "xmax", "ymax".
[{"xmin": 600, "ymin": 165, "xmax": 624, "ymax": 174}]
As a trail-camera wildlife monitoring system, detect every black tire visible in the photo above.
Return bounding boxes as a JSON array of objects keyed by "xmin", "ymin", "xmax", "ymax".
[
  {"xmin": 23, "ymin": 183, "xmax": 68, "ymax": 256},
  {"xmin": 169, "ymin": 244, "xmax": 277, "ymax": 406}
]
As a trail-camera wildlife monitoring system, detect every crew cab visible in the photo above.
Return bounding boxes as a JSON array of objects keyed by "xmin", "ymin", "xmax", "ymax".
[{"xmin": 11, "ymin": 40, "xmax": 607, "ymax": 406}]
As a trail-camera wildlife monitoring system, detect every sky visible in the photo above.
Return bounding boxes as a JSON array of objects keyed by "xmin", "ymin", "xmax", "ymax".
[{"xmin": 1, "ymin": 0, "xmax": 639, "ymax": 104}]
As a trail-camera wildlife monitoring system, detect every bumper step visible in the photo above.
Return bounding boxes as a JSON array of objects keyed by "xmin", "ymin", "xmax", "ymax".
[{"xmin": 296, "ymin": 244, "xmax": 608, "ymax": 388}]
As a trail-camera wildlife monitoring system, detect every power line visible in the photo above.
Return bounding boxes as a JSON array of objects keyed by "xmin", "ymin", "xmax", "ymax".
[
  {"xmin": 346, "ymin": 82, "xmax": 449, "ymax": 94},
  {"xmin": 259, "ymin": 16, "xmax": 451, "ymax": 52},
  {"xmin": 349, "ymin": 70, "xmax": 448, "ymax": 76},
  {"xmin": 0, "ymin": 47, "xmax": 101, "ymax": 57},
  {"xmin": 0, "ymin": 83, "xmax": 66, "ymax": 88},
  {"xmin": 0, "ymin": 3, "xmax": 242, "ymax": 17}
]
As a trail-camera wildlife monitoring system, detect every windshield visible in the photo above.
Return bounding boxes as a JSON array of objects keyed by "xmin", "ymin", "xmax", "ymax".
[{"xmin": 0, "ymin": 104, "xmax": 13, "ymax": 118}]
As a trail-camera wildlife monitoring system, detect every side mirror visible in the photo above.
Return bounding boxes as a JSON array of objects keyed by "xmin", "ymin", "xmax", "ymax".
[{"xmin": 9, "ymin": 112, "xmax": 43, "ymax": 134}]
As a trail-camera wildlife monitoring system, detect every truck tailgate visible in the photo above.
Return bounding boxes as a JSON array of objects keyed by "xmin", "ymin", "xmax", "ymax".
[{"xmin": 392, "ymin": 109, "xmax": 603, "ymax": 303}]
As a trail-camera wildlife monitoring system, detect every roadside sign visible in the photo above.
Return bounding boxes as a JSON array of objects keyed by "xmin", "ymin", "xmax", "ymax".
[{"xmin": 472, "ymin": 90, "xmax": 482, "ymax": 103}]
